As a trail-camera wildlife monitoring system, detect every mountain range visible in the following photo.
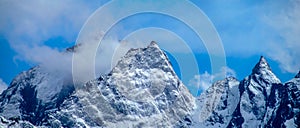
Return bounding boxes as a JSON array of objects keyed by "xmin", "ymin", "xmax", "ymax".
[
  {"xmin": 0, "ymin": 42, "xmax": 299, "ymax": 127},
  {"xmin": 194, "ymin": 56, "xmax": 300, "ymax": 127}
]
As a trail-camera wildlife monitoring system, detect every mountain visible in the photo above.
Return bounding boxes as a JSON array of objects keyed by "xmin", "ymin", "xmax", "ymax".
[
  {"xmin": 0, "ymin": 66, "xmax": 74, "ymax": 126},
  {"xmin": 195, "ymin": 56, "xmax": 300, "ymax": 128},
  {"xmin": 1, "ymin": 41, "xmax": 299, "ymax": 127},
  {"xmin": 193, "ymin": 77, "xmax": 240, "ymax": 127},
  {"xmin": 0, "ymin": 41, "xmax": 195, "ymax": 127},
  {"xmin": 284, "ymin": 71, "xmax": 300, "ymax": 127}
]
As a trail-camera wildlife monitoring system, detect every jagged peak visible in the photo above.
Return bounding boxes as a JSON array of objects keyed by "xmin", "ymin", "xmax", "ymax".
[
  {"xmin": 252, "ymin": 56, "xmax": 272, "ymax": 74},
  {"xmin": 111, "ymin": 41, "xmax": 175, "ymax": 76},
  {"xmin": 204, "ymin": 77, "xmax": 239, "ymax": 92},
  {"xmin": 249, "ymin": 56, "xmax": 281, "ymax": 84},
  {"xmin": 148, "ymin": 41, "xmax": 159, "ymax": 48},
  {"xmin": 295, "ymin": 71, "xmax": 300, "ymax": 78},
  {"xmin": 126, "ymin": 41, "xmax": 160, "ymax": 54}
]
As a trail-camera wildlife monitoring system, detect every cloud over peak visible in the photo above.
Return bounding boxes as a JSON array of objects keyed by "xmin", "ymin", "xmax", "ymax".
[{"xmin": 0, "ymin": 78, "xmax": 8, "ymax": 94}]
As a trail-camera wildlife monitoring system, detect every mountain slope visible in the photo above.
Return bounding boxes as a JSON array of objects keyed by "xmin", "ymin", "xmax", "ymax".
[
  {"xmin": 0, "ymin": 66, "xmax": 74, "ymax": 126},
  {"xmin": 0, "ymin": 41, "xmax": 195, "ymax": 127},
  {"xmin": 194, "ymin": 77, "xmax": 240, "ymax": 127},
  {"xmin": 195, "ymin": 56, "xmax": 300, "ymax": 128},
  {"xmin": 1, "ymin": 42, "xmax": 299, "ymax": 127},
  {"xmin": 47, "ymin": 41, "xmax": 195, "ymax": 127},
  {"xmin": 283, "ymin": 72, "xmax": 300, "ymax": 127},
  {"xmin": 230, "ymin": 56, "xmax": 282, "ymax": 127}
]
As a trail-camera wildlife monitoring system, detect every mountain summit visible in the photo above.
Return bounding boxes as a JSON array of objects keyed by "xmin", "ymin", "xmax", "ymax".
[
  {"xmin": 251, "ymin": 56, "xmax": 281, "ymax": 84},
  {"xmin": 50, "ymin": 41, "xmax": 195, "ymax": 127},
  {"xmin": 195, "ymin": 56, "xmax": 300, "ymax": 128},
  {"xmin": 252, "ymin": 56, "xmax": 272, "ymax": 74},
  {"xmin": 0, "ymin": 42, "xmax": 195, "ymax": 127},
  {"xmin": 0, "ymin": 42, "xmax": 299, "ymax": 127}
]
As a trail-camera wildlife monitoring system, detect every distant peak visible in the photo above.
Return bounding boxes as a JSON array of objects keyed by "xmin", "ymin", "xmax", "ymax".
[
  {"xmin": 112, "ymin": 41, "xmax": 174, "ymax": 74},
  {"xmin": 295, "ymin": 71, "xmax": 300, "ymax": 78},
  {"xmin": 148, "ymin": 41, "xmax": 159, "ymax": 48},
  {"xmin": 259, "ymin": 56, "xmax": 267, "ymax": 64},
  {"xmin": 150, "ymin": 41, "xmax": 157, "ymax": 45},
  {"xmin": 252, "ymin": 56, "xmax": 272, "ymax": 74}
]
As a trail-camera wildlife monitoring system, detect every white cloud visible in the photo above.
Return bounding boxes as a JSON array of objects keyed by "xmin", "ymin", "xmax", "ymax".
[
  {"xmin": 0, "ymin": 1, "xmax": 186, "ymax": 85},
  {"xmin": 196, "ymin": 1, "xmax": 300, "ymax": 74},
  {"xmin": 264, "ymin": 0, "xmax": 300, "ymax": 73},
  {"xmin": 15, "ymin": 44, "xmax": 74, "ymax": 84},
  {"xmin": 0, "ymin": 79, "xmax": 8, "ymax": 94},
  {"xmin": 189, "ymin": 66, "xmax": 236, "ymax": 94},
  {"xmin": 73, "ymin": 37, "xmax": 143, "ymax": 83},
  {"xmin": 0, "ymin": 1, "xmax": 112, "ymax": 84},
  {"xmin": 13, "ymin": 35, "xmax": 143, "ymax": 85},
  {"xmin": 0, "ymin": 1, "xmax": 104, "ymax": 46},
  {"xmin": 189, "ymin": 71, "xmax": 213, "ymax": 93},
  {"xmin": 216, "ymin": 66, "xmax": 237, "ymax": 79},
  {"xmin": 2, "ymin": 0, "xmax": 298, "ymax": 87}
]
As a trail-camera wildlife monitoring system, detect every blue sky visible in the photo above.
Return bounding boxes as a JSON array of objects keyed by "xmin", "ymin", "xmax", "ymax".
[{"xmin": 0, "ymin": 0, "xmax": 299, "ymax": 95}]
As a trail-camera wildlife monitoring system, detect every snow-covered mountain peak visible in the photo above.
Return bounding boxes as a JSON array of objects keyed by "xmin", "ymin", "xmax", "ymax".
[
  {"xmin": 111, "ymin": 41, "xmax": 175, "ymax": 77},
  {"xmin": 228, "ymin": 56, "xmax": 283, "ymax": 127},
  {"xmin": 0, "ymin": 66, "xmax": 74, "ymax": 126},
  {"xmin": 2, "ymin": 40, "xmax": 299, "ymax": 127},
  {"xmin": 194, "ymin": 57, "xmax": 299, "ymax": 127},
  {"xmin": 44, "ymin": 42, "xmax": 196, "ymax": 127},
  {"xmin": 252, "ymin": 56, "xmax": 271, "ymax": 74},
  {"xmin": 108, "ymin": 41, "xmax": 194, "ymax": 109},
  {"xmin": 251, "ymin": 56, "xmax": 281, "ymax": 84},
  {"xmin": 148, "ymin": 41, "xmax": 159, "ymax": 48},
  {"xmin": 193, "ymin": 77, "xmax": 240, "ymax": 127}
]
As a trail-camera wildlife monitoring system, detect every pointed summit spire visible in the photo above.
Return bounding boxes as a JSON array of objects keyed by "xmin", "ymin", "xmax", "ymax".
[
  {"xmin": 250, "ymin": 56, "xmax": 281, "ymax": 83},
  {"xmin": 148, "ymin": 41, "xmax": 159, "ymax": 48},
  {"xmin": 150, "ymin": 41, "xmax": 157, "ymax": 45},
  {"xmin": 295, "ymin": 71, "xmax": 300, "ymax": 78},
  {"xmin": 252, "ymin": 56, "xmax": 272, "ymax": 74}
]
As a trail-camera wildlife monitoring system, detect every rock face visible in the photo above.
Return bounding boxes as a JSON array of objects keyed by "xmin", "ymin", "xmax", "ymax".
[
  {"xmin": 195, "ymin": 56, "xmax": 300, "ymax": 128},
  {"xmin": 48, "ymin": 41, "xmax": 195, "ymax": 127},
  {"xmin": 0, "ymin": 66, "xmax": 74, "ymax": 126},
  {"xmin": 194, "ymin": 77, "xmax": 240, "ymax": 127},
  {"xmin": 0, "ymin": 42, "xmax": 195, "ymax": 127},
  {"xmin": 284, "ymin": 72, "xmax": 300, "ymax": 127},
  {"xmin": 0, "ymin": 41, "xmax": 299, "ymax": 128}
]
